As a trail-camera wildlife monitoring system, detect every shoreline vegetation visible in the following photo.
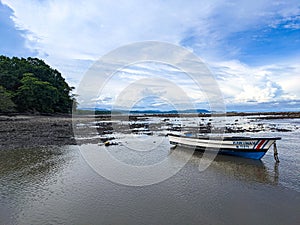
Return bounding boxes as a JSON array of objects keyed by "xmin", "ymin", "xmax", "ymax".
[
  {"xmin": 1, "ymin": 111, "xmax": 299, "ymax": 150},
  {"xmin": 0, "ymin": 56, "xmax": 75, "ymax": 114}
]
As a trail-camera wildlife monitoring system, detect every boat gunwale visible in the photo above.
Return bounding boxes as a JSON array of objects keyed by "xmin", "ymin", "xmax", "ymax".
[{"xmin": 168, "ymin": 134, "xmax": 282, "ymax": 141}]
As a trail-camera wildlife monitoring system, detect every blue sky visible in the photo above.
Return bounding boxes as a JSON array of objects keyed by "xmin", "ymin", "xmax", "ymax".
[
  {"xmin": 1, "ymin": 0, "xmax": 299, "ymax": 112},
  {"xmin": 0, "ymin": 3, "xmax": 33, "ymax": 56}
]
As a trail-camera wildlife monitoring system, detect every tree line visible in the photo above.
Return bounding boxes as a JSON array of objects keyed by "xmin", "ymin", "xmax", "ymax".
[{"xmin": 0, "ymin": 56, "xmax": 76, "ymax": 114}]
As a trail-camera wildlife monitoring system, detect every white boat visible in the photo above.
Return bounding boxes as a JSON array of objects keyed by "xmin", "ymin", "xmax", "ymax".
[{"xmin": 168, "ymin": 134, "xmax": 281, "ymax": 160}]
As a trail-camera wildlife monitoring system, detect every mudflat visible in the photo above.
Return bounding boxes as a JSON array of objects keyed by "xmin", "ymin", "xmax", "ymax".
[
  {"xmin": 1, "ymin": 112, "xmax": 299, "ymax": 150},
  {"xmin": 0, "ymin": 115, "xmax": 76, "ymax": 150}
]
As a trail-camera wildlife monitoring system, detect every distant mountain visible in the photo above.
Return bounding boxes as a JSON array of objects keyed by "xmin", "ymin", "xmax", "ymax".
[
  {"xmin": 128, "ymin": 109, "xmax": 210, "ymax": 114},
  {"xmin": 79, "ymin": 107, "xmax": 110, "ymax": 112},
  {"xmin": 77, "ymin": 108, "xmax": 210, "ymax": 114}
]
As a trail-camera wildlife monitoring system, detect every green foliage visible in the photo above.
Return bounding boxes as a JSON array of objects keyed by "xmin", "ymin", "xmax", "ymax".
[
  {"xmin": 0, "ymin": 56, "xmax": 75, "ymax": 113},
  {"xmin": 15, "ymin": 73, "xmax": 59, "ymax": 112},
  {"xmin": 0, "ymin": 85, "xmax": 15, "ymax": 112}
]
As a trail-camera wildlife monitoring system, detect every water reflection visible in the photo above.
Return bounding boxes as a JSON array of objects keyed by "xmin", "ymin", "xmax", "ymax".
[
  {"xmin": 0, "ymin": 146, "xmax": 75, "ymax": 224},
  {"xmin": 273, "ymin": 162, "xmax": 279, "ymax": 184},
  {"xmin": 0, "ymin": 146, "xmax": 74, "ymax": 186},
  {"xmin": 0, "ymin": 143, "xmax": 298, "ymax": 225},
  {"xmin": 171, "ymin": 146, "xmax": 279, "ymax": 185}
]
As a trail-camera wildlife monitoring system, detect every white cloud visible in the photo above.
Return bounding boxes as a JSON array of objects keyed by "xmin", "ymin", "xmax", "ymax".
[
  {"xmin": 1, "ymin": 0, "xmax": 215, "ymax": 86},
  {"xmin": 4, "ymin": 0, "xmax": 299, "ymax": 60},
  {"xmin": 95, "ymin": 62, "xmax": 207, "ymax": 109},
  {"xmin": 209, "ymin": 60, "xmax": 300, "ymax": 105},
  {"xmin": 3, "ymin": 0, "xmax": 200, "ymax": 58}
]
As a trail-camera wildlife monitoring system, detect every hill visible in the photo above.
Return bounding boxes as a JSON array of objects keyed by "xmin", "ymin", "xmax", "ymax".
[{"xmin": 0, "ymin": 56, "xmax": 75, "ymax": 113}]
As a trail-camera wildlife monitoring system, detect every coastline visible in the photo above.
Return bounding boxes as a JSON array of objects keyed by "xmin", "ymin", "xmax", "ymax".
[{"xmin": 0, "ymin": 111, "xmax": 299, "ymax": 150}]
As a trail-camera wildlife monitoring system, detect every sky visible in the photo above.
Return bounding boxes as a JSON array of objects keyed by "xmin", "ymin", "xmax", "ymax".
[{"xmin": 0, "ymin": 0, "xmax": 299, "ymax": 112}]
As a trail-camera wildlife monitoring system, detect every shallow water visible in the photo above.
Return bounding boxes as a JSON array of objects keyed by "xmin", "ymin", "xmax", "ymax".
[{"xmin": 0, "ymin": 118, "xmax": 300, "ymax": 225}]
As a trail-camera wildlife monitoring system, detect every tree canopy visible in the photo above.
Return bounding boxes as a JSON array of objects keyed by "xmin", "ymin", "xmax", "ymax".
[
  {"xmin": 0, "ymin": 56, "xmax": 75, "ymax": 113},
  {"xmin": 0, "ymin": 85, "xmax": 15, "ymax": 112}
]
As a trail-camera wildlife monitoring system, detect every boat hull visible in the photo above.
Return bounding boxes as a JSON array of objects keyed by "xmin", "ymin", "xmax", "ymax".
[
  {"xmin": 216, "ymin": 149, "xmax": 266, "ymax": 160},
  {"xmin": 169, "ymin": 134, "xmax": 281, "ymax": 160}
]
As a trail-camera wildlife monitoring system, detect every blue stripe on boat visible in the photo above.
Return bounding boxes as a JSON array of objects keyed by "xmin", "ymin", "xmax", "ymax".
[{"xmin": 220, "ymin": 150, "xmax": 266, "ymax": 160}]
